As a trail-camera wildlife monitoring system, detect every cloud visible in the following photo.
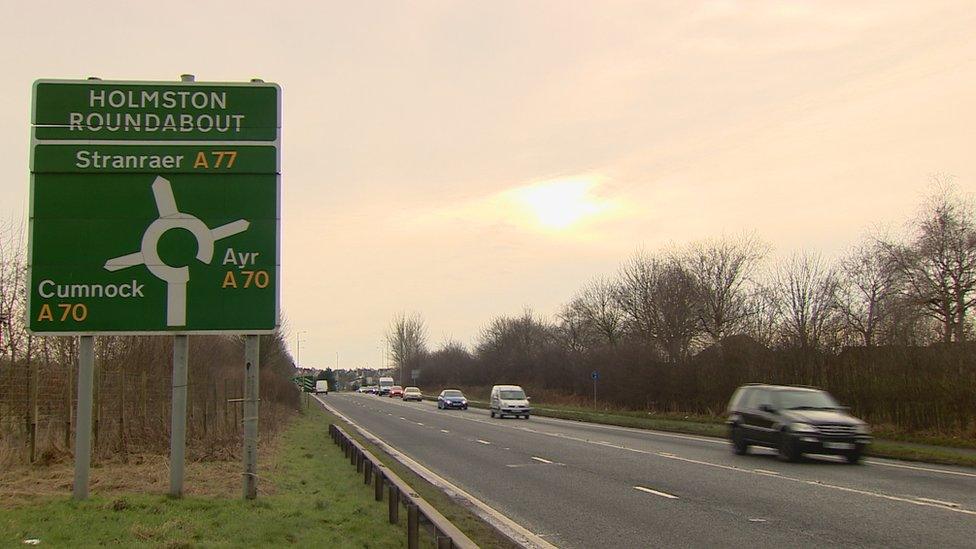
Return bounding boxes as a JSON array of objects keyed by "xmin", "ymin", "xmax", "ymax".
[{"xmin": 424, "ymin": 174, "xmax": 627, "ymax": 239}]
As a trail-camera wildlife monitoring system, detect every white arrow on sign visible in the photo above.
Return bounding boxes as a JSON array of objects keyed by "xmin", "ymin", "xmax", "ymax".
[{"xmin": 105, "ymin": 176, "xmax": 249, "ymax": 327}]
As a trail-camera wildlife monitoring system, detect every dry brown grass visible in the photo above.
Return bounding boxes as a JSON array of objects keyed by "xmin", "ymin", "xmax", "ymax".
[{"xmin": 0, "ymin": 431, "xmax": 282, "ymax": 507}]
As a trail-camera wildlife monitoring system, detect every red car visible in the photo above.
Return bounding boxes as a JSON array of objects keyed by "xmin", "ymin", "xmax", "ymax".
[{"xmin": 388, "ymin": 386, "xmax": 403, "ymax": 398}]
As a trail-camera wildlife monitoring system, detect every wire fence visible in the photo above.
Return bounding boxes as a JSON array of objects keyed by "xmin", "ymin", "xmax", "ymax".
[{"xmin": 0, "ymin": 334, "xmax": 299, "ymax": 468}]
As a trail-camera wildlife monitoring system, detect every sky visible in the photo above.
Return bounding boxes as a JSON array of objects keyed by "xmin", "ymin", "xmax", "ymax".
[{"xmin": 2, "ymin": 1, "xmax": 974, "ymax": 370}]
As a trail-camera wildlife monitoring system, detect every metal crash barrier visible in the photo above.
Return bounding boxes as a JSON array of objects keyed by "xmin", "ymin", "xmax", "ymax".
[{"xmin": 329, "ymin": 423, "xmax": 478, "ymax": 549}]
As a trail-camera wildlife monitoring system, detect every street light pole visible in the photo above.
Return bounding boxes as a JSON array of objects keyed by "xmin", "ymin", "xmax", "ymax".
[
  {"xmin": 296, "ymin": 331, "xmax": 306, "ymax": 369},
  {"xmin": 296, "ymin": 331, "xmax": 307, "ymax": 408}
]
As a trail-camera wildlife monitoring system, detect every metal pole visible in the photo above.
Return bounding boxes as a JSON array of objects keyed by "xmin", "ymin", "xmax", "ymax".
[
  {"xmin": 408, "ymin": 503, "xmax": 420, "ymax": 549},
  {"xmin": 73, "ymin": 335, "xmax": 94, "ymax": 500},
  {"xmin": 593, "ymin": 378, "xmax": 596, "ymax": 408},
  {"xmin": 169, "ymin": 335, "xmax": 189, "ymax": 497},
  {"xmin": 243, "ymin": 335, "xmax": 260, "ymax": 499}
]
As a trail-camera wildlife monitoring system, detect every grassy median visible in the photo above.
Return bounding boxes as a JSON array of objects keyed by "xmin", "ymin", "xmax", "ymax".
[{"xmin": 0, "ymin": 407, "xmax": 408, "ymax": 547}]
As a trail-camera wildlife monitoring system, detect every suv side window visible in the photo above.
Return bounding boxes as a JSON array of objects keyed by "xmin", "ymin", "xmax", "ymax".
[
  {"xmin": 738, "ymin": 388, "xmax": 757, "ymax": 411},
  {"xmin": 754, "ymin": 388, "xmax": 773, "ymax": 411},
  {"xmin": 727, "ymin": 387, "xmax": 747, "ymax": 412}
]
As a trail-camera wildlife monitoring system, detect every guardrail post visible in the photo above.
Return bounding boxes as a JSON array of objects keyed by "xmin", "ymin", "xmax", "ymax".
[
  {"xmin": 374, "ymin": 471, "xmax": 384, "ymax": 501},
  {"xmin": 407, "ymin": 503, "xmax": 419, "ymax": 549},
  {"xmin": 388, "ymin": 485, "xmax": 399, "ymax": 524},
  {"xmin": 364, "ymin": 459, "xmax": 372, "ymax": 484},
  {"xmin": 436, "ymin": 532, "xmax": 453, "ymax": 549},
  {"xmin": 357, "ymin": 451, "xmax": 364, "ymax": 473},
  {"xmin": 350, "ymin": 445, "xmax": 357, "ymax": 466}
]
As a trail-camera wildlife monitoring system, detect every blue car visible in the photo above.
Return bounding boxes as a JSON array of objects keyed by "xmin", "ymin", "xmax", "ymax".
[{"xmin": 437, "ymin": 389, "xmax": 468, "ymax": 410}]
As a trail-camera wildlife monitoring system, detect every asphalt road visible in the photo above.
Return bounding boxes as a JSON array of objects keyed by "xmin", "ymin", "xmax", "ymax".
[{"xmin": 321, "ymin": 392, "xmax": 976, "ymax": 548}]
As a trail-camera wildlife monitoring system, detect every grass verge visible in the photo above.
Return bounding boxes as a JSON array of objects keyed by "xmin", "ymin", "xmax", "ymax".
[{"xmin": 0, "ymin": 407, "xmax": 410, "ymax": 547}]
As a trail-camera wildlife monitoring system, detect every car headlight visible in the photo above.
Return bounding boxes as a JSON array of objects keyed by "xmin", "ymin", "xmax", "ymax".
[
  {"xmin": 855, "ymin": 423, "xmax": 871, "ymax": 435},
  {"xmin": 789, "ymin": 422, "xmax": 818, "ymax": 433}
]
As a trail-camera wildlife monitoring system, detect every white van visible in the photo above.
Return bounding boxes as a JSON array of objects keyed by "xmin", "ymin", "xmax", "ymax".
[{"xmin": 489, "ymin": 385, "xmax": 531, "ymax": 419}]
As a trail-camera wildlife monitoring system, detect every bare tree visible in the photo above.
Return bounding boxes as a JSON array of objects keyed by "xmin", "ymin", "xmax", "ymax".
[
  {"xmin": 881, "ymin": 179, "xmax": 976, "ymax": 343},
  {"xmin": 0, "ymin": 218, "xmax": 28, "ymax": 364},
  {"xmin": 616, "ymin": 250, "xmax": 656, "ymax": 340},
  {"xmin": 562, "ymin": 276, "xmax": 623, "ymax": 347},
  {"xmin": 742, "ymin": 281, "xmax": 780, "ymax": 348},
  {"xmin": 557, "ymin": 297, "xmax": 593, "ymax": 353},
  {"xmin": 386, "ymin": 312, "xmax": 428, "ymax": 382},
  {"xmin": 774, "ymin": 251, "xmax": 839, "ymax": 350},
  {"xmin": 685, "ymin": 235, "xmax": 767, "ymax": 342},
  {"xmin": 837, "ymin": 240, "xmax": 897, "ymax": 346},
  {"xmin": 617, "ymin": 251, "xmax": 701, "ymax": 362}
]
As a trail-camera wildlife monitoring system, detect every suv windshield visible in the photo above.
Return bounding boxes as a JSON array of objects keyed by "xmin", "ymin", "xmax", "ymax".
[
  {"xmin": 443, "ymin": 390, "xmax": 463, "ymax": 397},
  {"xmin": 500, "ymin": 390, "xmax": 525, "ymax": 399},
  {"xmin": 776, "ymin": 390, "xmax": 838, "ymax": 410}
]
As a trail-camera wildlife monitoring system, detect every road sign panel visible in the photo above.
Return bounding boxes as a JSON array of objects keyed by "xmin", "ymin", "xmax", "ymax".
[
  {"xmin": 28, "ymin": 79, "xmax": 280, "ymax": 335},
  {"xmin": 32, "ymin": 80, "xmax": 278, "ymax": 141},
  {"xmin": 292, "ymin": 375, "xmax": 315, "ymax": 392},
  {"xmin": 591, "ymin": 370, "xmax": 599, "ymax": 381}
]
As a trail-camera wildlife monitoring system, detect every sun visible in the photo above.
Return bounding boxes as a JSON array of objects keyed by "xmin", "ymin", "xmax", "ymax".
[{"xmin": 509, "ymin": 177, "xmax": 609, "ymax": 231}]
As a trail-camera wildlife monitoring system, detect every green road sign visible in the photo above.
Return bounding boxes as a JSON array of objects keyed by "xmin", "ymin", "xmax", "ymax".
[
  {"xmin": 292, "ymin": 375, "xmax": 315, "ymax": 392},
  {"xmin": 28, "ymin": 79, "xmax": 280, "ymax": 335},
  {"xmin": 32, "ymin": 80, "xmax": 278, "ymax": 141}
]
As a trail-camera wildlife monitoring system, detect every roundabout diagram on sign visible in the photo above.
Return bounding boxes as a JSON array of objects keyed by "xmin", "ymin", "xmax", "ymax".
[{"xmin": 104, "ymin": 175, "xmax": 250, "ymax": 326}]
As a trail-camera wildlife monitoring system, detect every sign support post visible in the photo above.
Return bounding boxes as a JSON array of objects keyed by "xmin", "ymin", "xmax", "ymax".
[
  {"xmin": 243, "ymin": 335, "xmax": 260, "ymax": 499},
  {"xmin": 169, "ymin": 334, "xmax": 189, "ymax": 497},
  {"xmin": 73, "ymin": 335, "xmax": 94, "ymax": 500},
  {"xmin": 591, "ymin": 370, "xmax": 599, "ymax": 408}
]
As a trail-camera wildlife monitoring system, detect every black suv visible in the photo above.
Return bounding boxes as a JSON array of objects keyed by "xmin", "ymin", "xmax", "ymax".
[{"xmin": 726, "ymin": 384, "xmax": 871, "ymax": 463}]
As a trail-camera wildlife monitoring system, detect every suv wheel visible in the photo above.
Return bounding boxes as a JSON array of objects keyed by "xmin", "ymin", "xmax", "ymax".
[
  {"xmin": 731, "ymin": 426, "xmax": 749, "ymax": 455},
  {"xmin": 778, "ymin": 431, "xmax": 800, "ymax": 462},
  {"xmin": 844, "ymin": 450, "xmax": 862, "ymax": 464},
  {"xmin": 490, "ymin": 409, "xmax": 495, "ymax": 418}
]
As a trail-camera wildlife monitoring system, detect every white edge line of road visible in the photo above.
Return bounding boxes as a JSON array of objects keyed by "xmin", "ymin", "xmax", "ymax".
[
  {"xmin": 382, "ymin": 392, "xmax": 976, "ymax": 480},
  {"xmin": 314, "ymin": 395, "xmax": 558, "ymax": 549},
  {"xmin": 338, "ymin": 393, "xmax": 976, "ymax": 519},
  {"xmin": 527, "ymin": 407, "xmax": 976, "ymax": 480}
]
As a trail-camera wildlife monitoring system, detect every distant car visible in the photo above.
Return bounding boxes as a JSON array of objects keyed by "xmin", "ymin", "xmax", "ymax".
[
  {"xmin": 437, "ymin": 389, "xmax": 468, "ymax": 410},
  {"xmin": 388, "ymin": 386, "xmax": 404, "ymax": 398},
  {"xmin": 402, "ymin": 387, "xmax": 423, "ymax": 401},
  {"xmin": 489, "ymin": 385, "xmax": 530, "ymax": 419},
  {"xmin": 726, "ymin": 384, "xmax": 872, "ymax": 463},
  {"xmin": 315, "ymin": 380, "xmax": 329, "ymax": 394},
  {"xmin": 363, "ymin": 385, "xmax": 379, "ymax": 395}
]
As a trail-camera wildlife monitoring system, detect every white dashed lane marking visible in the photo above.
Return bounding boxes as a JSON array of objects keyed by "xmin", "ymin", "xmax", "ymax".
[
  {"xmin": 634, "ymin": 486, "xmax": 679, "ymax": 499},
  {"xmin": 916, "ymin": 497, "xmax": 961, "ymax": 508}
]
